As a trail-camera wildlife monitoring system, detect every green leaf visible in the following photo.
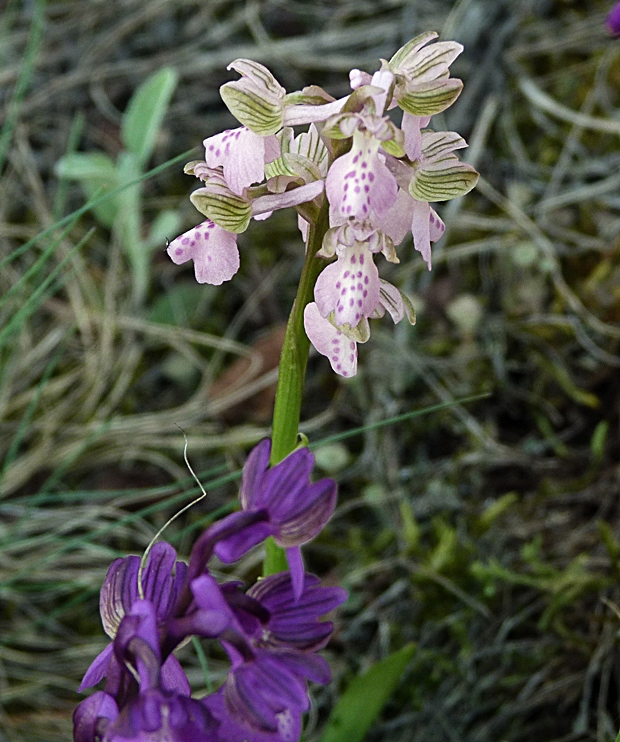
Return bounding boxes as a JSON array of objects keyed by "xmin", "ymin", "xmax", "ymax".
[
  {"xmin": 55, "ymin": 152, "xmax": 120, "ymax": 227},
  {"xmin": 319, "ymin": 644, "xmax": 416, "ymax": 742},
  {"xmin": 121, "ymin": 67, "xmax": 178, "ymax": 165}
]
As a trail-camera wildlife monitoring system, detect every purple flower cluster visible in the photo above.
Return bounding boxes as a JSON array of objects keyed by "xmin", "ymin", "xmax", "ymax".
[{"xmin": 74, "ymin": 440, "xmax": 345, "ymax": 742}]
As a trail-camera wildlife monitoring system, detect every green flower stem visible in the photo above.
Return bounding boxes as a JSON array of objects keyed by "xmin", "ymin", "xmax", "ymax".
[
  {"xmin": 263, "ymin": 196, "xmax": 330, "ymax": 575},
  {"xmin": 270, "ymin": 197, "xmax": 330, "ymax": 465}
]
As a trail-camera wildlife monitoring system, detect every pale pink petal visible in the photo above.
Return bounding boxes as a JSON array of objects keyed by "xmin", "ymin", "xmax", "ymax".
[
  {"xmin": 204, "ymin": 127, "xmax": 265, "ymax": 195},
  {"xmin": 252, "ymin": 180, "xmax": 325, "ymax": 217},
  {"xmin": 282, "ymin": 97, "xmax": 348, "ymax": 126},
  {"xmin": 314, "ymin": 244, "xmax": 380, "ymax": 327},
  {"xmin": 402, "ymin": 113, "xmax": 431, "ymax": 160},
  {"xmin": 429, "ymin": 206, "xmax": 445, "ymax": 242},
  {"xmin": 326, "ymin": 131, "xmax": 397, "ymax": 220},
  {"xmin": 369, "ymin": 69, "xmax": 394, "ymax": 114},
  {"xmin": 263, "ymin": 134, "xmax": 280, "ymax": 163},
  {"xmin": 349, "ymin": 69, "xmax": 372, "ymax": 90},
  {"xmin": 374, "ymin": 189, "xmax": 415, "ymax": 246},
  {"xmin": 304, "ymin": 303, "xmax": 357, "ymax": 378},
  {"xmin": 410, "ymin": 199, "xmax": 432, "ymax": 269},
  {"xmin": 167, "ymin": 220, "xmax": 240, "ymax": 285}
]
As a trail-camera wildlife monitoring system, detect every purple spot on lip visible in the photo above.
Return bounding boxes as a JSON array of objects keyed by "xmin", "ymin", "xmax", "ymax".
[
  {"xmin": 349, "ymin": 298, "xmax": 354, "ymax": 306},
  {"xmin": 357, "ymin": 299, "xmax": 362, "ymax": 307},
  {"xmin": 354, "ymin": 186, "xmax": 360, "ymax": 193},
  {"xmin": 368, "ymin": 172, "xmax": 375, "ymax": 182},
  {"xmin": 363, "ymin": 290, "xmax": 368, "ymax": 297},
  {"xmin": 182, "ymin": 238, "xmax": 189, "ymax": 245},
  {"xmin": 215, "ymin": 149, "xmax": 221, "ymax": 157},
  {"xmin": 344, "ymin": 271, "xmax": 350, "ymax": 278},
  {"xmin": 336, "ymin": 282, "xmax": 341, "ymax": 289},
  {"xmin": 364, "ymin": 185, "xmax": 370, "ymax": 192},
  {"xmin": 175, "ymin": 248, "xmax": 183, "ymax": 256},
  {"xmin": 351, "ymin": 255, "xmax": 357, "ymax": 264},
  {"xmin": 350, "ymin": 342, "xmax": 355, "ymax": 350},
  {"xmin": 364, "ymin": 276, "xmax": 369, "ymax": 284},
  {"xmin": 360, "ymin": 254, "xmax": 364, "ymax": 265},
  {"xmin": 361, "ymin": 162, "xmax": 367, "ymax": 168}
]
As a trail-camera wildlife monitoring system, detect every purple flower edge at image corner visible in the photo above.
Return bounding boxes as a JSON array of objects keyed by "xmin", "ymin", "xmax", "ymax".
[{"xmin": 608, "ymin": 2, "xmax": 620, "ymax": 35}]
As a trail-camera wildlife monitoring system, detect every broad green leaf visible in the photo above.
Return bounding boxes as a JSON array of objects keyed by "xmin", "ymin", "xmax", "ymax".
[
  {"xmin": 55, "ymin": 152, "xmax": 119, "ymax": 227},
  {"xmin": 319, "ymin": 644, "xmax": 416, "ymax": 742},
  {"xmin": 121, "ymin": 67, "xmax": 178, "ymax": 165}
]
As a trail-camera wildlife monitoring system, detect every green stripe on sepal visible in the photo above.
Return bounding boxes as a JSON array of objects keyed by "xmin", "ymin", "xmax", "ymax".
[
  {"xmin": 220, "ymin": 83, "xmax": 283, "ymax": 136},
  {"xmin": 389, "ymin": 32, "xmax": 438, "ymax": 72},
  {"xmin": 190, "ymin": 187, "xmax": 252, "ymax": 233},
  {"xmin": 409, "ymin": 162, "xmax": 479, "ymax": 202},
  {"xmin": 397, "ymin": 78, "xmax": 463, "ymax": 117}
]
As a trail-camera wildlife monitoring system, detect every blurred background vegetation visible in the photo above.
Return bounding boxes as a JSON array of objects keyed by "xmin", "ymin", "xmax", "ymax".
[{"xmin": 1, "ymin": 0, "xmax": 620, "ymax": 740}]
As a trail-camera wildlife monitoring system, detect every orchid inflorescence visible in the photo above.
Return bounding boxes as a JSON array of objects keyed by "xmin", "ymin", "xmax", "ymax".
[
  {"xmin": 76, "ymin": 32, "xmax": 479, "ymax": 742},
  {"xmin": 167, "ymin": 32, "xmax": 478, "ymax": 377},
  {"xmin": 74, "ymin": 440, "xmax": 346, "ymax": 742}
]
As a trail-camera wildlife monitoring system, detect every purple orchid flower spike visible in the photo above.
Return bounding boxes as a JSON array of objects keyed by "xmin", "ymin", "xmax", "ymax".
[
  {"xmin": 211, "ymin": 439, "xmax": 337, "ymax": 599},
  {"xmin": 242, "ymin": 572, "xmax": 347, "ymax": 652},
  {"xmin": 79, "ymin": 600, "xmax": 219, "ymax": 742},
  {"xmin": 101, "ymin": 687, "xmax": 219, "ymax": 742},
  {"xmin": 73, "ymin": 691, "xmax": 119, "ymax": 742},
  {"xmin": 80, "ymin": 544, "xmax": 189, "ymax": 693},
  {"xmin": 609, "ymin": 2, "xmax": 620, "ymax": 35},
  {"xmin": 189, "ymin": 572, "xmax": 334, "ymax": 740},
  {"xmin": 205, "ymin": 689, "xmax": 301, "ymax": 742}
]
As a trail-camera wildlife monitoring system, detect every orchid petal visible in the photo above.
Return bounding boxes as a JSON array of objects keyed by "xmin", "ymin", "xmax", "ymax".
[
  {"xmin": 286, "ymin": 547, "xmax": 305, "ymax": 601},
  {"xmin": 304, "ymin": 302, "xmax": 357, "ymax": 378},
  {"xmin": 314, "ymin": 244, "xmax": 380, "ymax": 328},
  {"xmin": 326, "ymin": 130, "xmax": 397, "ymax": 220},
  {"xmin": 204, "ymin": 127, "xmax": 266, "ymax": 195},
  {"xmin": 167, "ymin": 220, "xmax": 240, "ymax": 285},
  {"xmin": 410, "ymin": 199, "xmax": 432, "ymax": 269}
]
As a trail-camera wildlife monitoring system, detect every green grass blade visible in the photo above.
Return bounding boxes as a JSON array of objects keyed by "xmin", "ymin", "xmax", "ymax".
[
  {"xmin": 0, "ymin": 228, "xmax": 95, "ymax": 350},
  {"xmin": 0, "ymin": 328, "xmax": 73, "ymax": 482},
  {"xmin": 0, "ymin": 0, "xmax": 46, "ymax": 174},
  {"xmin": 319, "ymin": 644, "xmax": 416, "ymax": 742},
  {"xmin": 310, "ymin": 392, "xmax": 491, "ymax": 449}
]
